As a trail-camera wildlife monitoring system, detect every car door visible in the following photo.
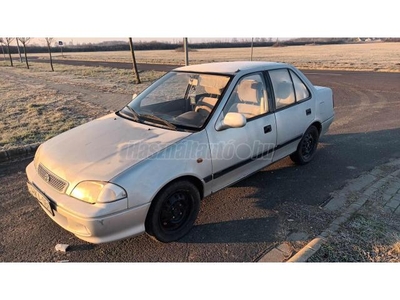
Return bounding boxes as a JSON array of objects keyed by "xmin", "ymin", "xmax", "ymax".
[
  {"xmin": 206, "ymin": 72, "xmax": 277, "ymax": 193},
  {"xmin": 267, "ymin": 68, "xmax": 315, "ymax": 161}
]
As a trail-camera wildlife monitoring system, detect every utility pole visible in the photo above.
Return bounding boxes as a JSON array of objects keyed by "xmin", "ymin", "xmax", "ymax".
[
  {"xmin": 183, "ymin": 38, "xmax": 189, "ymax": 66},
  {"xmin": 128, "ymin": 38, "xmax": 141, "ymax": 84},
  {"xmin": 250, "ymin": 37, "xmax": 254, "ymax": 61},
  {"xmin": 60, "ymin": 41, "xmax": 64, "ymax": 57}
]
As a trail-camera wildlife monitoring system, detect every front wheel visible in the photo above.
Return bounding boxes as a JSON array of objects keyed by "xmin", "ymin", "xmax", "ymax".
[
  {"xmin": 145, "ymin": 180, "xmax": 200, "ymax": 243},
  {"xmin": 290, "ymin": 125, "xmax": 319, "ymax": 165}
]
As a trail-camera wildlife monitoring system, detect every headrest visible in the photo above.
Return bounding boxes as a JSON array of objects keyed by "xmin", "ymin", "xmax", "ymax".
[
  {"xmin": 276, "ymin": 81, "xmax": 292, "ymax": 99},
  {"xmin": 199, "ymin": 74, "xmax": 227, "ymax": 95},
  {"xmin": 204, "ymin": 85, "xmax": 223, "ymax": 95},
  {"xmin": 237, "ymin": 79, "xmax": 259, "ymax": 103}
]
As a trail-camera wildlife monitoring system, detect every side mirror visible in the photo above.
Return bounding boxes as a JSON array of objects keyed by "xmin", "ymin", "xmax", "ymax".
[
  {"xmin": 216, "ymin": 112, "xmax": 247, "ymax": 131},
  {"xmin": 132, "ymin": 93, "xmax": 137, "ymax": 100}
]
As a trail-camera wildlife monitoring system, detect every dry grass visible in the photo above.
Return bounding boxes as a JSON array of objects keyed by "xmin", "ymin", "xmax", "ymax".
[
  {"xmin": 0, "ymin": 63, "xmax": 165, "ymax": 151},
  {"xmin": 309, "ymin": 213, "xmax": 400, "ymax": 262},
  {"xmin": 28, "ymin": 42, "xmax": 400, "ymax": 72},
  {"xmin": 0, "ymin": 68, "xmax": 104, "ymax": 150},
  {"xmin": 310, "ymin": 182, "xmax": 400, "ymax": 262},
  {"xmin": 2, "ymin": 61, "xmax": 164, "ymax": 95}
]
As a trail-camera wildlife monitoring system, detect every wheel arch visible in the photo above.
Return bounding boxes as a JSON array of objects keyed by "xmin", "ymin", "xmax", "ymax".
[
  {"xmin": 152, "ymin": 175, "xmax": 205, "ymax": 204},
  {"xmin": 310, "ymin": 121, "xmax": 322, "ymax": 136},
  {"xmin": 169, "ymin": 175, "xmax": 204, "ymax": 199}
]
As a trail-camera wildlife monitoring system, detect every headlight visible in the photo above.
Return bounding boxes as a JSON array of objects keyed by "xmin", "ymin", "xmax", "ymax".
[{"xmin": 70, "ymin": 181, "xmax": 127, "ymax": 204}]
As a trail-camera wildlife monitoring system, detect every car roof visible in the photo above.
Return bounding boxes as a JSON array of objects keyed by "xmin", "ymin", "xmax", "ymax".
[{"xmin": 174, "ymin": 61, "xmax": 289, "ymax": 75}]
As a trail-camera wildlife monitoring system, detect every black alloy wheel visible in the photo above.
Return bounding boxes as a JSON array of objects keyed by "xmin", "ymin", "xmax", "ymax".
[
  {"xmin": 290, "ymin": 125, "xmax": 319, "ymax": 165},
  {"xmin": 145, "ymin": 180, "xmax": 200, "ymax": 243}
]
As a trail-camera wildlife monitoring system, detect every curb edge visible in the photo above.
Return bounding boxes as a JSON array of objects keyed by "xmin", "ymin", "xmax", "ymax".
[{"xmin": 286, "ymin": 164, "xmax": 400, "ymax": 262}]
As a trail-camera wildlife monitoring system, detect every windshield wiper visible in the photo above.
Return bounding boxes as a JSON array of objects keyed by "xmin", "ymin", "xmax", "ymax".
[
  {"xmin": 123, "ymin": 105, "xmax": 140, "ymax": 122},
  {"xmin": 140, "ymin": 114, "xmax": 177, "ymax": 130}
]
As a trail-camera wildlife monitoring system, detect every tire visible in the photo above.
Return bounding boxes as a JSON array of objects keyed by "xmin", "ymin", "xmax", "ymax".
[
  {"xmin": 290, "ymin": 125, "xmax": 319, "ymax": 165},
  {"xmin": 145, "ymin": 180, "xmax": 200, "ymax": 243}
]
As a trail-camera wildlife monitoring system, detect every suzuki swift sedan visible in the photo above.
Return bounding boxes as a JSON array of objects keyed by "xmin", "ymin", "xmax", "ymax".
[{"xmin": 26, "ymin": 61, "xmax": 334, "ymax": 243}]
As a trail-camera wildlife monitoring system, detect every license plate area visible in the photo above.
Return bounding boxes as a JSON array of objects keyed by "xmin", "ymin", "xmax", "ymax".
[{"xmin": 27, "ymin": 182, "xmax": 54, "ymax": 216}]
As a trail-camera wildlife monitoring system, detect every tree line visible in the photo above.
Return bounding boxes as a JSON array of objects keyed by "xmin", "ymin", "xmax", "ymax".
[
  {"xmin": 3, "ymin": 37, "xmax": 396, "ymax": 56},
  {"xmin": 0, "ymin": 37, "xmax": 141, "ymax": 82}
]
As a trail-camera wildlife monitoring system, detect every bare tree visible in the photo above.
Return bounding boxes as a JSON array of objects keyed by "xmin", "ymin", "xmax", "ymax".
[
  {"xmin": 45, "ymin": 38, "xmax": 54, "ymax": 71},
  {"xmin": 16, "ymin": 38, "xmax": 23, "ymax": 62},
  {"xmin": 5, "ymin": 38, "xmax": 14, "ymax": 66},
  {"xmin": 17, "ymin": 38, "xmax": 30, "ymax": 69},
  {"xmin": 0, "ymin": 38, "xmax": 6, "ymax": 61},
  {"xmin": 128, "ymin": 38, "xmax": 141, "ymax": 84}
]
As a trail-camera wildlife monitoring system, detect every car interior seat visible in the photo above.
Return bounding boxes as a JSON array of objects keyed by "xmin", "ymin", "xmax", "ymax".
[
  {"xmin": 195, "ymin": 86, "xmax": 221, "ymax": 117},
  {"xmin": 275, "ymin": 80, "xmax": 295, "ymax": 109},
  {"xmin": 228, "ymin": 79, "xmax": 267, "ymax": 118}
]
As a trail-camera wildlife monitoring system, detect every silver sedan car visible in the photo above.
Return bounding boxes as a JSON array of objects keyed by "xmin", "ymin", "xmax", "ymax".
[{"xmin": 26, "ymin": 61, "xmax": 335, "ymax": 243}]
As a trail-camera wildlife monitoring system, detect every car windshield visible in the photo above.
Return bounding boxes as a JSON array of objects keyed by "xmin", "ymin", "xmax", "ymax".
[{"xmin": 121, "ymin": 72, "xmax": 231, "ymax": 130}]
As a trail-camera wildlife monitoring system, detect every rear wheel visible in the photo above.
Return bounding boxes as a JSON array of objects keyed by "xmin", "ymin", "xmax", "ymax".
[
  {"xmin": 145, "ymin": 180, "xmax": 200, "ymax": 243},
  {"xmin": 290, "ymin": 125, "xmax": 319, "ymax": 165}
]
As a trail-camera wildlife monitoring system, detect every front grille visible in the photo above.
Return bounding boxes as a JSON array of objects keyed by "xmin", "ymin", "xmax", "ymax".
[{"xmin": 38, "ymin": 164, "xmax": 68, "ymax": 193}]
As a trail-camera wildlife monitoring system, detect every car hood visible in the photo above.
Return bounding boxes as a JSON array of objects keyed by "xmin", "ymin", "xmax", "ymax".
[{"xmin": 37, "ymin": 113, "xmax": 191, "ymax": 188}]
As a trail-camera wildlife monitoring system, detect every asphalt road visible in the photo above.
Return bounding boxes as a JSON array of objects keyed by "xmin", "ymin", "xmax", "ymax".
[{"xmin": 1, "ymin": 64, "xmax": 400, "ymax": 262}]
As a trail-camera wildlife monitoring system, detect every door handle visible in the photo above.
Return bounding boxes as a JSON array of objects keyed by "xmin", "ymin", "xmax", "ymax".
[
  {"xmin": 264, "ymin": 125, "xmax": 272, "ymax": 134},
  {"xmin": 306, "ymin": 108, "xmax": 312, "ymax": 115}
]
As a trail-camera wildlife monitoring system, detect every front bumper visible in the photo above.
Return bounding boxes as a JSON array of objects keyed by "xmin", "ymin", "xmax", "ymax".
[{"xmin": 26, "ymin": 162, "xmax": 150, "ymax": 244}]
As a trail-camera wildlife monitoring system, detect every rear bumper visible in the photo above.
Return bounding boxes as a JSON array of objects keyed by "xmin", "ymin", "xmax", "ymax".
[
  {"xmin": 321, "ymin": 115, "xmax": 334, "ymax": 136},
  {"xmin": 26, "ymin": 162, "xmax": 150, "ymax": 244}
]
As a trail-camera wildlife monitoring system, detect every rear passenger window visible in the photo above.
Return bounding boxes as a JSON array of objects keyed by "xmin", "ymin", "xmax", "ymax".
[
  {"xmin": 290, "ymin": 70, "xmax": 310, "ymax": 101},
  {"xmin": 269, "ymin": 69, "xmax": 295, "ymax": 109}
]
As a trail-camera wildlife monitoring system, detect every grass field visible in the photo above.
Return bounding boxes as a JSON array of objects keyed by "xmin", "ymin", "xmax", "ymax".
[
  {"xmin": 0, "ymin": 63, "xmax": 164, "ymax": 150},
  {"xmin": 25, "ymin": 42, "xmax": 400, "ymax": 72}
]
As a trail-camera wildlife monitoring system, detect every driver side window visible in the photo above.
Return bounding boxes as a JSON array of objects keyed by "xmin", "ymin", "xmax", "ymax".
[{"xmin": 223, "ymin": 73, "xmax": 269, "ymax": 120}]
